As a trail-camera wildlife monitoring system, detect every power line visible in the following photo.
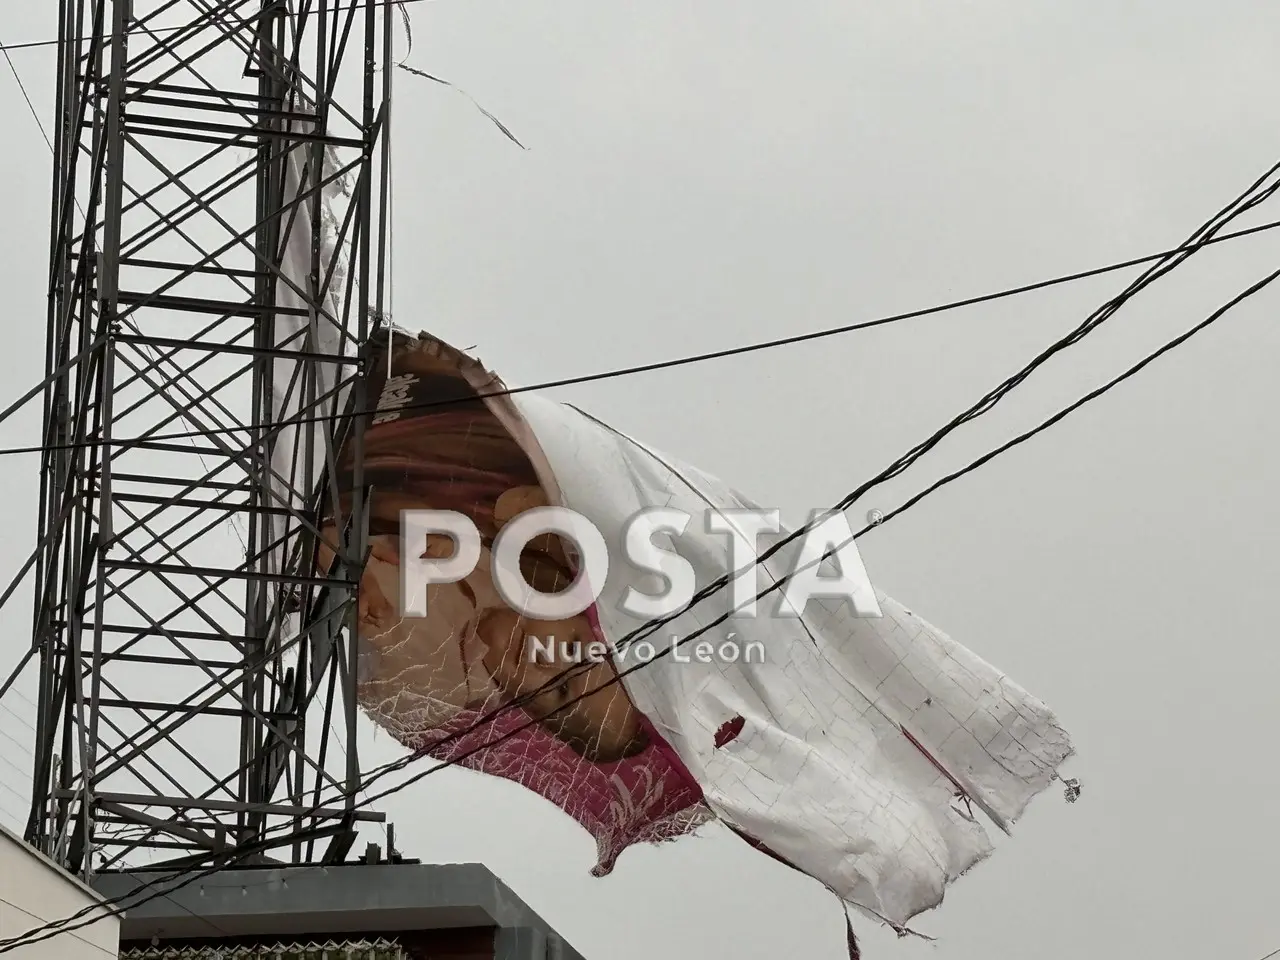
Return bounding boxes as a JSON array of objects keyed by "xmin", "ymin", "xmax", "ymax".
[
  {"xmin": 0, "ymin": 8, "xmax": 1274, "ymax": 946},
  {"xmin": 2, "ymin": 114, "xmax": 1277, "ymax": 839},
  {"xmin": 4, "ymin": 254, "xmax": 1272, "ymax": 955},
  {"xmin": 0, "ymin": 825, "xmax": 339, "ymax": 954},
  {"xmin": 251, "ymin": 148, "xmax": 1280, "ymax": 823},
  {"xmin": 0, "ymin": 212, "xmax": 1277, "ymax": 459},
  {"xmin": 3, "ymin": 167, "xmax": 1275, "ymax": 950},
  {"xmin": 4, "ymin": 9, "xmax": 1280, "ymax": 457},
  {"xmin": 0, "ymin": 0, "xmax": 1273, "ymax": 792},
  {"xmin": 345, "ymin": 168, "xmax": 1280, "ymax": 804},
  {"xmin": 306, "ymin": 149, "xmax": 1280, "ymax": 814},
  {"xmin": 326, "ymin": 262, "xmax": 1280, "ymax": 859},
  {"xmin": 0, "ymin": 37, "xmax": 52, "ymax": 150},
  {"xmin": 295, "ymin": 153, "xmax": 1280, "ymax": 774}
]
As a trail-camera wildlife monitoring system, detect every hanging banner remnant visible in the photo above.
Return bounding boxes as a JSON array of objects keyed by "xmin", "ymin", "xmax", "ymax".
[{"xmin": 315, "ymin": 328, "xmax": 1073, "ymax": 931}]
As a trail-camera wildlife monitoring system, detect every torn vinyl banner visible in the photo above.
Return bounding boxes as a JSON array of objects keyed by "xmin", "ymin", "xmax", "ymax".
[{"xmin": 319, "ymin": 328, "xmax": 1073, "ymax": 927}]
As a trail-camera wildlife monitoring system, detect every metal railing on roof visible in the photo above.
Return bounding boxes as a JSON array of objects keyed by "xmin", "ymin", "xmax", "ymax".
[{"xmin": 120, "ymin": 939, "xmax": 407, "ymax": 960}]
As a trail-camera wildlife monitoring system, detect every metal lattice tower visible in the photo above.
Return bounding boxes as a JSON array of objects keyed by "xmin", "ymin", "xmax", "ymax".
[{"xmin": 20, "ymin": 0, "xmax": 392, "ymax": 878}]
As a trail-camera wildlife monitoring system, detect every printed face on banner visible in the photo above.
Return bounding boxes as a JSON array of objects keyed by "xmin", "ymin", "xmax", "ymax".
[{"xmin": 315, "ymin": 332, "xmax": 706, "ymax": 872}]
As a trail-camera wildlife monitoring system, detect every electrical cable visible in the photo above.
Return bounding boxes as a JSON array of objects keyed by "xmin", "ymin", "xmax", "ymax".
[
  {"xmin": 317, "ymin": 153, "xmax": 1280, "ymax": 809},
  {"xmin": 4, "ymin": 11, "xmax": 1280, "ymax": 455},
  {"xmin": 0, "ymin": 823, "xmax": 340, "ymax": 954},
  {"xmin": 2, "ymin": 0, "xmax": 1277, "ymax": 872},
  {"xmin": 0, "ymin": 38, "xmax": 51, "ymax": 150},
  {"xmin": 329, "ymin": 258, "xmax": 1280, "ymax": 835},
  {"xmin": 183, "ymin": 149, "xmax": 1280, "ymax": 830},
  {"xmin": 341, "ymin": 156, "xmax": 1280, "ymax": 761},
  {"xmin": 0, "ymin": 60, "xmax": 1274, "ymax": 852},
  {"xmin": 0, "ymin": 212, "xmax": 1277, "ymax": 458},
  {"xmin": 2, "ymin": 205, "xmax": 1275, "ymax": 954},
  {"xmin": 3, "ymin": 139, "xmax": 1277, "ymax": 929},
  {"xmin": 1, "ymin": 18, "xmax": 1277, "ymax": 951},
  {"xmin": 32, "ymin": 147, "xmax": 1259, "ymax": 844},
  {"xmin": 5, "ymin": 255, "xmax": 1271, "ymax": 956}
]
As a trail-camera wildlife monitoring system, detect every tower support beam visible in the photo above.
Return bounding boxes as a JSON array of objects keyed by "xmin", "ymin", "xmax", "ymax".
[{"xmin": 29, "ymin": 0, "xmax": 390, "ymax": 878}]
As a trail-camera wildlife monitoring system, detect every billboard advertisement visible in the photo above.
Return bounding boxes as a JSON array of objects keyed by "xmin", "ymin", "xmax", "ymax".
[{"xmin": 316, "ymin": 328, "xmax": 1074, "ymax": 936}]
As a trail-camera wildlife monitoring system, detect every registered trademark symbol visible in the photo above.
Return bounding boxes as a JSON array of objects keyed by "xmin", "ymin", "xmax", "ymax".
[{"xmin": 866, "ymin": 509, "xmax": 884, "ymax": 526}]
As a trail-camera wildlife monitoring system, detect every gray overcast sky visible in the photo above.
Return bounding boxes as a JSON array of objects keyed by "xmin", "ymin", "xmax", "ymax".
[{"xmin": 3, "ymin": 2, "xmax": 1280, "ymax": 958}]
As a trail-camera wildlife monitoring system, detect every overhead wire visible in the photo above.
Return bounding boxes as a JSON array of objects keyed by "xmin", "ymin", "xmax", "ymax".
[
  {"xmin": 340, "ymin": 177, "xmax": 1280, "ymax": 809},
  {"xmin": 0, "ymin": 36, "xmax": 51, "ymax": 150},
  {"xmin": 0, "ymin": 0, "xmax": 1275, "ymax": 883},
  {"xmin": 0, "ymin": 16, "xmax": 1277, "ymax": 897},
  {"xmin": 18, "ymin": 149, "xmax": 1277, "ymax": 950},
  {"xmin": 245, "ymin": 234, "xmax": 1280, "ymax": 935},
  {"xmin": 0, "ymin": 212, "xmax": 1277, "ymax": 456},
  {"xmin": 0, "ymin": 823, "xmax": 341, "ymax": 955},
  {"xmin": 252, "ymin": 153, "xmax": 1280, "ymax": 854},
  {"xmin": 2, "ymin": 7, "xmax": 1280, "ymax": 453},
  {"xmin": 2, "ymin": 208, "xmax": 1276, "ymax": 955},
  {"xmin": 0, "ymin": 23, "xmax": 44, "ymax": 827},
  {"xmin": 0, "ymin": 9, "xmax": 1277, "ymax": 951},
  {"xmin": 328, "ymin": 154, "xmax": 1280, "ymax": 777},
  {"xmin": 2, "ymin": 253, "xmax": 1275, "ymax": 954}
]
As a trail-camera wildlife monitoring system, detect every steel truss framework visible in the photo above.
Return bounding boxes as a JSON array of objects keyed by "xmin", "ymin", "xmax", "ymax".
[{"xmin": 22, "ymin": 0, "xmax": 392, "ymax": 878}]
